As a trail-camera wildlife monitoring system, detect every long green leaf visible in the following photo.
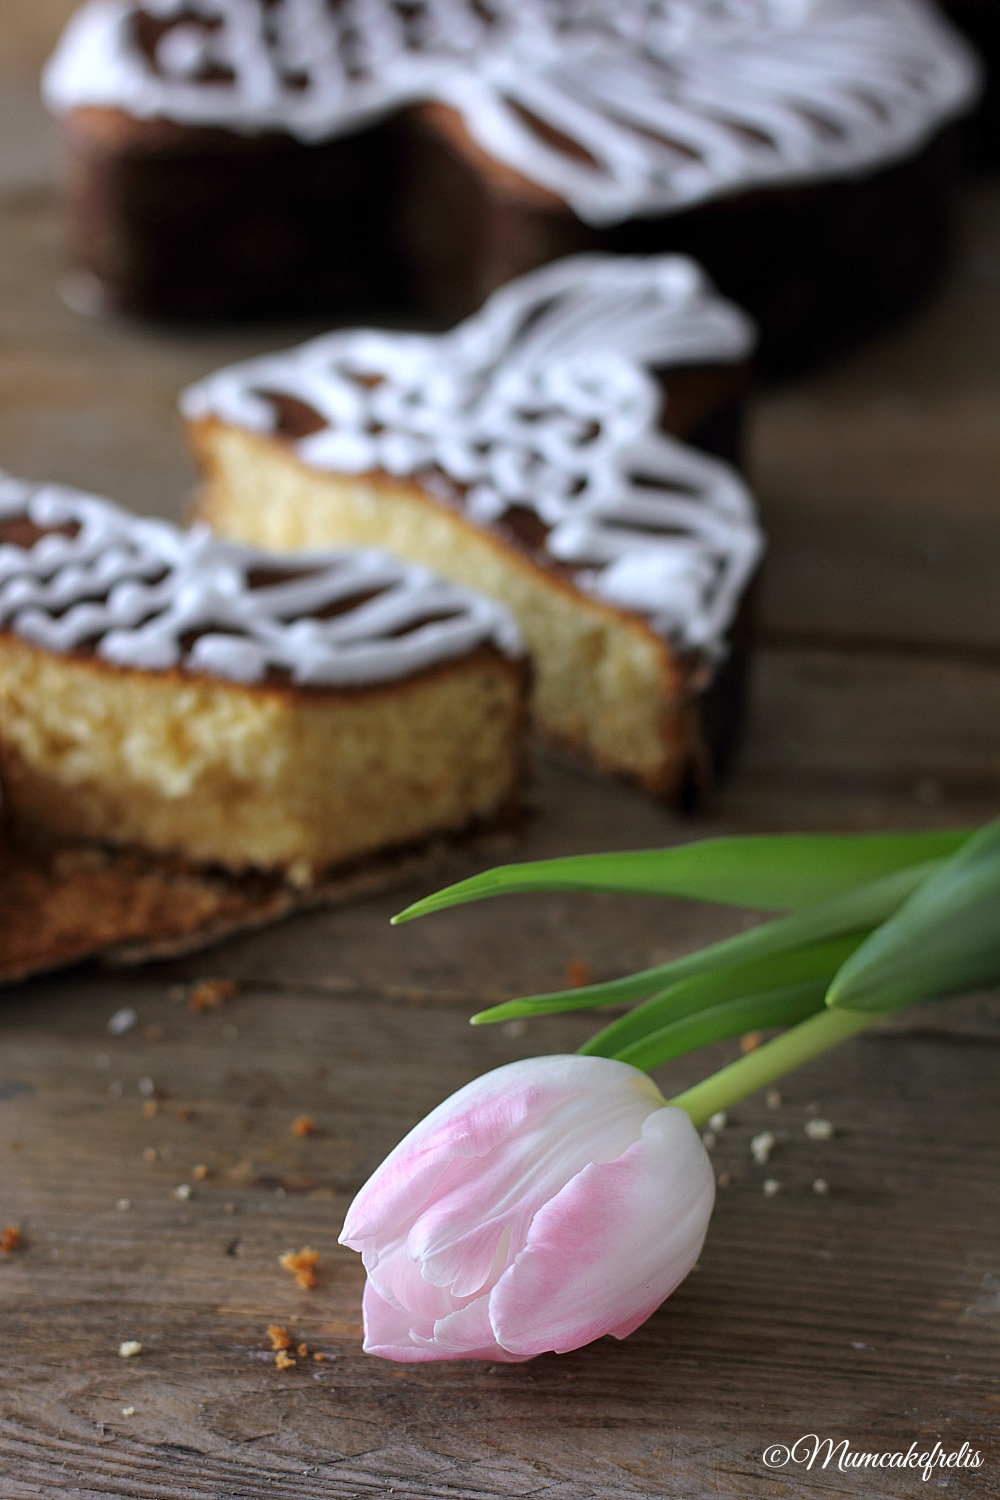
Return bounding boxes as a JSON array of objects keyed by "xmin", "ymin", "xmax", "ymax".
[
  {"xmin": 613, "ymin": 983, "xmax": 827, "ymax": 1072},
  {"xmin": 580, "ymin": 934, "xmax": 864, "ymax": 1058},
  {"xmin": 392, "ymin": 830, "xmax": 970, "ymax": 924},
  {"xmin": 471, "ymin": 861, "xmax": 943, "ymax": 1024},
  {"xmin": 829, "ymin": 815, "xmax": 1000, "ymax": 1012}
]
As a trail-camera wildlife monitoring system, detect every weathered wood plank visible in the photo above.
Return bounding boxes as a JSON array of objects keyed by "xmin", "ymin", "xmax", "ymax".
[{"xmin": 1, "ymin": 976, "xmax": 997, "ymax": 1499}]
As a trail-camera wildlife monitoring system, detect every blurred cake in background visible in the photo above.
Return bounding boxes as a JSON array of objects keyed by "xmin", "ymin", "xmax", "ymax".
[
  {"xmin": 0, "ymin": 472, "xmax": 528, "ymax": 882},
  {"xmin": 939, "ymin": 1, "xmax": 1000, "ymax": 162},
  {"xmin": 44, "ymin": 0, "xmax": 979, "ymax": 369},
  {"xmin": 183, "ymin": 254, "xmax": 763, "ymax": 804}
]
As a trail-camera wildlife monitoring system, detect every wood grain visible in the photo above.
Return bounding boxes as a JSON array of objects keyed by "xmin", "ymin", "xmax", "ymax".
[{"xmin": 0, "ymin": 5, "xmax": 998, "ymax": 1496}]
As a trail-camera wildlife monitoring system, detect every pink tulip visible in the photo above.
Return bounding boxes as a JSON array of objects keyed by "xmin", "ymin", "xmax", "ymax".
[{"xmin": 339, "ymin": 1054, "xmax": 714, "ymax": 1362}]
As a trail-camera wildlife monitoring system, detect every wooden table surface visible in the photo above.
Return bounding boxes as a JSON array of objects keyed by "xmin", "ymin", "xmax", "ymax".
[{"xmin": 1, "ymin": 7, "xmax": 999, "ymax": 1497}]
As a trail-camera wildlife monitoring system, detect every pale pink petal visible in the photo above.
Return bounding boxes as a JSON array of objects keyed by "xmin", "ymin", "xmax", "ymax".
[
  {"xmin": 362, "ymin": 1281, "xmax": 441, "ymax": 1363},
  {"xmin": 490, "ymin": 1106, "xmax": 714, "ymax": 1358},
  {"xmin": 366, "ymin": 1239, "xmax": 463, "ymax": 1323},
  {"xmin": 423, "ymin": 1297, "xmax": 525, "ymax": 1361},
  {"xmin": 341, "ymin": 1056, "xmax": 662, "ymax": 1249}
]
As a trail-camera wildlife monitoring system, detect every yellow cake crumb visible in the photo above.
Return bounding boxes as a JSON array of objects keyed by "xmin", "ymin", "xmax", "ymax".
[{"xmin": 280, "ymin": 1246, "xmax": 319, "ymax": 1290}]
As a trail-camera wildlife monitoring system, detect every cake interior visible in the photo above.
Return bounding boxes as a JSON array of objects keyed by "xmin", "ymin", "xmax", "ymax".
[
  {"xmin": 194, "ymin": 419, "xmax": 701, "ymax": 796},
  {"xmin": 0, "ymin": 634, "xmax": 525, "ymax": 883}
]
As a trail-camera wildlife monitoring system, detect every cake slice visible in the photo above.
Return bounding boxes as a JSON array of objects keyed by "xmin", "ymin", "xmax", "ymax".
[
  {"xmin": 0, "ymin": 473, "xmax": 527, "ymax": 881},
  {"xmin": 184, "ymin": 254, "xmax": 762, "ymax": 803}
]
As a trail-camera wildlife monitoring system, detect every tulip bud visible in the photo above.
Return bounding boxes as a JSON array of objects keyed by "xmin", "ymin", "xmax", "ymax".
[{"xmin": 339, "ymin": 1054, "xmax": 715, "ymax": 1362}]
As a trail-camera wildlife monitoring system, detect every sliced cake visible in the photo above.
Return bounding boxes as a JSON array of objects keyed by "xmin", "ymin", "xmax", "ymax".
[
  {"xmin": 184, "ymin": 254, "xmax": 763, "ymax": 803},
  {"xmin": 0, "ymin": 472, "xmax": 527, "ymax": 881}
]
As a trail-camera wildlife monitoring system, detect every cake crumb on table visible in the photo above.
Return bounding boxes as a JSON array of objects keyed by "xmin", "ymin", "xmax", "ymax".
[
  {"xmin": 280, "ymin": 1247, "xmax": 319, "ymax": 1290},
  {"xmin": 118, "ymin": 1340, "xmax": 142, "ymax": 1358},
  {"xmin": 274, "ymin": 1348, "xmax": 297, "ymax": 1370},
  {"xmin": 740, "ymin": 1032, "xmax": 764, "ymax": 1054},
  {"xmin": 805, "ymin": 1117, "xmax": 834, "ymax": 1141},
  {"xmin": 762, "ymin": 1179, "xmax": 781, "ymax": 1198},
  {"xmin": 189, "ymin": 978, "xmax": 238, "ymax": 1013},
  {"xmin": 267, "ymin": 1324, "xmax": 292, "ymax": 1351},
  {"xmin": 291, "ymin": 1116, "xmax": 317, "ymax": 1138},
  {"xmin": 566, "ymin": 959, "xmax": 591, "ymax": 989},
  {"xmin": 750, "ymin": 1130, "xmax": 777, "ymax": 1165},
  {"xmin": 192, "ymin": 1164, "xmax": 210, "ymax": 1181},
  {"xmin": 0, "ymin": 1226, "xmax": 24, "ymax": 1253}
]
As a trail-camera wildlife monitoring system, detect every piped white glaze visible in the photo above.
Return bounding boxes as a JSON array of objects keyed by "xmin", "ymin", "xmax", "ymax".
[
  {"xmin": 43, "ymin": 0, "xmax": 979, "ymax": 225},
  {"xmin": 182, "ymin": 254, "xmax": 763, "ymax": 654},
  {"xmin": 0, "ymin": 472, "xmax": 523, "ymax": 685}
]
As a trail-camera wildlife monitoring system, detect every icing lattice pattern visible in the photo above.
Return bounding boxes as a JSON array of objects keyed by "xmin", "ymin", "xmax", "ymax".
[
  {"xmin": 182, "ymin": 254, "xmax": 763, "ymax": 654},
  {"xmin": 0, "ymin": 473, "xmax": 522, "ymax": 685},
  {"xmin": 44, "ymin": 0, "xmax": 979, "ymax": 224}
]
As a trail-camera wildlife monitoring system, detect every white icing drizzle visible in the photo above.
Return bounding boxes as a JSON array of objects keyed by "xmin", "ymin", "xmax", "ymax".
[
  {"xmin": 43, "ymin": 0, "xmax": 979, "ymax": 225},
  {"xmin": 181, "ymin": 254, "xmax": 763, "ymax": 654},
  {"xmin": 0, "ymin": 472, "xmax": 523, "ymax": 686}
]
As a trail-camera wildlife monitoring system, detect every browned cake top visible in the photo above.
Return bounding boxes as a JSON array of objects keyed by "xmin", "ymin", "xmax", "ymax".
[
  {"xmin": 0, "ymin": 473, "xmax": 522, "ymax": 686},
  {"xmin": 44, "ymin": 1, "xmax": 979, "ymax": 224},
  {"xmin": 183, "ymin": 254, "xmax": 762, "ymax": 656}
]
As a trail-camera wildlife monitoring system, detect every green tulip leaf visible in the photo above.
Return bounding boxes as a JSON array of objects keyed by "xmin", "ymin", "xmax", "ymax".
[
  {"xmin": 471, "ymin": 860, "xmax": 942, "ymax": 1024},
  {"xmin": 392, "ymin": 829, "xmax": 969, "ymax": 925},
  {"xmin": 612, "ymin": 982, "xmax": 828, "ymax": 1072},
  {"xmin": 828, "ymin": 815, "xmax": 1000, "ymax": 1012},
  {"xmin": 580, "ymin": 933, "xmax": 864, "ymax": 1059}
]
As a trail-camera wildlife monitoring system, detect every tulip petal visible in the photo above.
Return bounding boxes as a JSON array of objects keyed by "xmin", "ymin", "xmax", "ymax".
[
  {"xmin": 489, "ymin": 1106, "xmax": 714, "ymax": 1358},
  {"xmin": 362, "ymin": 1281, "xmax": 441, "ymax": 1363},
  {"xmin": 426, "ymin": 1298, "xmax": 527, "ymax": 1362},
  {"xmin": 341, "ymin": 1056, "xmax": 664, "ymax": 1250}
]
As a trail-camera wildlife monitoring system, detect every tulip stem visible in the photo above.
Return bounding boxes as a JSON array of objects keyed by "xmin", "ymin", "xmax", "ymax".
[{"xmin": 667, "ymin": 1006, "xmax": 879, "ymax": 1126}]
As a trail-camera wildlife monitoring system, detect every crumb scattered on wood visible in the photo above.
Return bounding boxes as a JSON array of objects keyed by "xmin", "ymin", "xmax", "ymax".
[
  {"xmin": 142, "ymin": 1147, "xmax": 158, "ymax": 1163},
  {"xmin": 189, "ymin": 978, "xmax": 238, "ymax": 1013},
  {"xmin": 192, "ymin": 1163, "xmax": 210, "ymax": 1181},
  {"xmin": 740, "ymin": 1031, "xmax": 764, "ymax": 1054},
  {"xmin": 267, "ymin": 1324, "xmax": 292, "ymax": 1351},
  {"xmin": 0, "ymin": 1226, "xmax": 24, "ymax": 1254},
  {"xmin": 280, "ymin": 1246, "xmax": 319, "ymax": 1290},
  {"xmin": 118, "ymin": 1340, "xmax": 142, "ymax": 1358},
  {"xmin": 291, "ymin": 1116, "xmax": 317, "ymax": 1138},
  {"xmin": 274, "ymin": 1348, "xmax": 296, "ymax": 1370},
  {"xmin": 750, "ymin": 1130, "xmax": 777, "ymax": 1165},
  {"xmin": 566, "ymin": 959, "xmax": 591, "ymax": 989},
  {"xmin": 805, "ymin": 1117, "xmax": 834, "ymax": 1141},
  {"xmin": 142, "ymin": 1100, "xmax": 158, "ymax": 1118}
]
